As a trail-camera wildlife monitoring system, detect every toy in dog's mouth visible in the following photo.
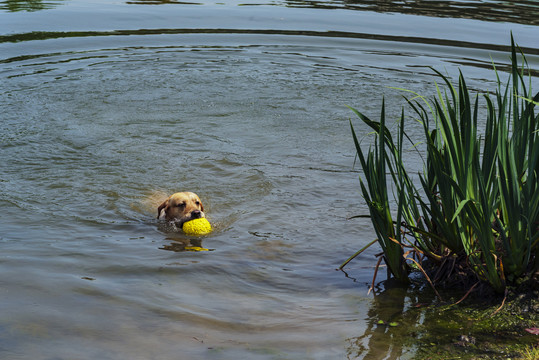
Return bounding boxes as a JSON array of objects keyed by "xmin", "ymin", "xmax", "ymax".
[{"xmin": 182, "ymin": 218, "xmax": 212, "ymax": 236}]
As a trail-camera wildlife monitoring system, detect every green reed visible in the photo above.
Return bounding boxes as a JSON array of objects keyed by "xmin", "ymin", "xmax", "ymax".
[
  {"xmin": 349, "ymin": 100, "xmax": 410, "ymax": 282},
  {"xmin": 348, "ymin": 36, "xmax": 538, "ymax": 292}
]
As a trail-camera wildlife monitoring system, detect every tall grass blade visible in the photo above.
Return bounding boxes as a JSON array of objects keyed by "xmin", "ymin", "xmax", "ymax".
[{"xmin": 348, "ymin": 36, "xmax": 537, "ymax": 292}]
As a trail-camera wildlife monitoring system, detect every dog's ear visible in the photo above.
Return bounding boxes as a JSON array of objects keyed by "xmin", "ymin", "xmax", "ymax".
[
  {"xmin": 200, "ymin": 201, "xmax": 205, "ymax": 212},
  {"xmin": 157, "ymin": 199, "xmax": 169, "ymax": 219}
]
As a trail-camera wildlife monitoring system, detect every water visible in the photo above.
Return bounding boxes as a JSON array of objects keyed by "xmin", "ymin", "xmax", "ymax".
[{"xmin": 1, "ymin": 1, "xmax": 538, "ymax": 359}]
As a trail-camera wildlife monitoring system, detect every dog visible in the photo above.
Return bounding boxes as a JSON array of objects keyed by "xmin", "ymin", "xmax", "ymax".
[{"xmin": 157, "ymin": 192, "xmax": 205, "ymax": 227}]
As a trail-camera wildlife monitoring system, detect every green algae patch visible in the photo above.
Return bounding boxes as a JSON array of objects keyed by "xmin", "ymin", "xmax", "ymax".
[
  {"xmin": 345, "ymin": 277, "xmax": 538, "ymax": 359},
  {"xmin": 407, "ymin": 285, "xmax": 539, "ymax": 359}
]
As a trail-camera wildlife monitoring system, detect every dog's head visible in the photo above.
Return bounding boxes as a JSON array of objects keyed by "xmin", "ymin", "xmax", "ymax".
[{"xmin": 157, "ymin": 192, "xmax": 205, "ymax": 226}]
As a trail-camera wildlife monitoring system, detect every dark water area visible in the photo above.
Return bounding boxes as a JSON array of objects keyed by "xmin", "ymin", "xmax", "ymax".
[
  {"xmin": 1, "ymin": 0, "xmax": 538, "ymax": 359},
  {"xmin": 3, "ymin": 0, "xmax": 539, "ymax": 26}
]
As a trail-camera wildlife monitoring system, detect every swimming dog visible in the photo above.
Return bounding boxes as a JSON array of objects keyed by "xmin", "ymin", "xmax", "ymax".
[{"xmin": 157, "ymin": 192, "xmax": 205, "ymax": 227}]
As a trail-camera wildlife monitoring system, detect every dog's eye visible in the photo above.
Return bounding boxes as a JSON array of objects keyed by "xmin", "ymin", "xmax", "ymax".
[{"xmin": 176, "ymin": 203, "xmax": 186, "ymax": 208}]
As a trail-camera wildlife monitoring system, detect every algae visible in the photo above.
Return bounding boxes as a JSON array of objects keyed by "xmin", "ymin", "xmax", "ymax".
[{"xmin": 346, "ymin": 276, "xmax": 538, "ymax": 359}]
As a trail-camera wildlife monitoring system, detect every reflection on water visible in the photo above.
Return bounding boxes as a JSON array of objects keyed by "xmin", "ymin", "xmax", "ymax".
[
  {"xmin": 279, "ymin": 0, "xmax": 539, "ymax": 26},
  {"xmin": 158, "ymin": 221, "xmax": 215, "ymax": 252},
  {"xmin": 3, "ymin": 0, "xmax": 538, "ymax": 27},
  {"xmin": 0, "ymin": 0, "xmax": 64, "ymax": 11},
  {"xmin": 121, "ymin": 0, "xmax": 539, "ymax": 26},
  {"xmin": 160, "ymin": 237, "xmax": 213, "ymax": 252},
  {"xmin": 346, "ymin": 280, "xmax": 413, "ymax": 359},
  {"xmin": 125, "ymin": 0, "xmax": 203, "ymax": 4}
]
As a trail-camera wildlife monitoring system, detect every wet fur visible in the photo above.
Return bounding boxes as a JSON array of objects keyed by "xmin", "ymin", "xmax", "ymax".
[{"xmin": 157, "ymin": 192, "xmax": 205, "ymax": 227}]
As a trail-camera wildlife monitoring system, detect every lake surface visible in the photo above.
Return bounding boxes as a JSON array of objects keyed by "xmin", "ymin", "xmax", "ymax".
[{"xmin": 1, "ymin": 1, "xmax": 538, "ymax": 359}]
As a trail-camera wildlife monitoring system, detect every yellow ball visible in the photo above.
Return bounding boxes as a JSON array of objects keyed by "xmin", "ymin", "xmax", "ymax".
[{"xmin": 182, "ymin": 218, "xmax": 212, "ymax": 236}]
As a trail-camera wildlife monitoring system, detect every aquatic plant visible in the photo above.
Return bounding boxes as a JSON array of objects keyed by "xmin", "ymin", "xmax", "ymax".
[{"xmin": 346, "ymin": 36, "xmax": 539, "ymax": 294}]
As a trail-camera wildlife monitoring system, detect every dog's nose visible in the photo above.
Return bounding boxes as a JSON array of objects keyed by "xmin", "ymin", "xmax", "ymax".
[{"xmin": 191, "ymin": 210, "xmax": 202, "ymax": 218}]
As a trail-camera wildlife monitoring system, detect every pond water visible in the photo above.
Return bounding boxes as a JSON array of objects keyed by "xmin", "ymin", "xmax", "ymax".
[{"xmin": 1, "ymin": 1, "xmax": 538, "ymax": 359}]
